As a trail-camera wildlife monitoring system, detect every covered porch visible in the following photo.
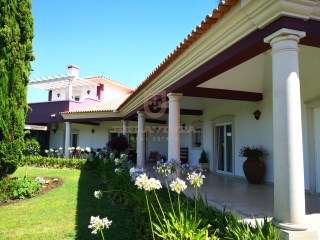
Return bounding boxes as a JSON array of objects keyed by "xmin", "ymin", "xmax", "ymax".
[{"xmin": 183, "ymin": 172, "xmax": 320, "ymax": 219}]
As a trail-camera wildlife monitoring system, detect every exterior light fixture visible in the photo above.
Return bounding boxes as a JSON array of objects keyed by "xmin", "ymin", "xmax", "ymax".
[
  {"xmin": 91, "ymin": 129, "xmax": 95, "ymax": 134},
  {"xmin": 52, "ymin": 129, "xmax": 57, "ymax": 134},
  {"xmin": 57, "ymin": 93, "xmax": 60, "ymax": 97},
  {"xmin": 87, "ymin": 90, "xmax": 90, "ymax": 94},
  {"xmin": 253, "ymin": 110, "xmax": 261, "ymax": 120}
]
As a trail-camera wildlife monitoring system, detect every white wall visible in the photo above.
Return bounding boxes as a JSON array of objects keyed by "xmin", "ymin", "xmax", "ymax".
[
  {"xmin": 51, "ymin": 85, "xmax": 98, "ymax": 102},
  {"xmin": 52, "ymin": 89, "xmax": 67, "ymax": 101},
  {"xmin": 49, "ymin": 121, "xmax": 124, "ymax": 151}
]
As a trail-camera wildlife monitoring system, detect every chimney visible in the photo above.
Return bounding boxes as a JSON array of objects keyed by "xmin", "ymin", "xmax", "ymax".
[{"xmin": 67, "ymin": 65, "xmax": 80, "ymax": 77}]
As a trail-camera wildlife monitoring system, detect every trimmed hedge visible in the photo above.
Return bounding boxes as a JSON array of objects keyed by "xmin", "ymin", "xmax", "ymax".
[{"xmin": 20, "ymin": 156, "xmax": 88, "ymax": 169}]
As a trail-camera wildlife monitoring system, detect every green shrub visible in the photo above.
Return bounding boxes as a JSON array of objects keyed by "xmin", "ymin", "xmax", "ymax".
[
  {"xmin": 0, "ymin": 177, "xmax": 42, "ymax": 203},
  {"xmin": 23, "ymin": 138, "xmax": 41, "ymax": 157},
  {"xmin": 19, "ymin": 155, "xmax": 105, "ymax": 170}
]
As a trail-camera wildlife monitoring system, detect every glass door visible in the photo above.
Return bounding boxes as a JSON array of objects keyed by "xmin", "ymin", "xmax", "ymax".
[
  {"xmin": 216, "ymin": 123, "xmax": 233, "ymax": 174},
  {"xmin": 71, "ymin": 133, "xmax": 78, "ymax": 148}
]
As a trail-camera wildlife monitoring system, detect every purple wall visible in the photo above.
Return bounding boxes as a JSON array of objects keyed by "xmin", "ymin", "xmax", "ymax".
[
  {"xmin": 26, "ymin": 98, "xmax": 102, "ymax": 125},
  {"xmin": 26, "ymin": 101, "xmax": 70, "ymax": 124}
]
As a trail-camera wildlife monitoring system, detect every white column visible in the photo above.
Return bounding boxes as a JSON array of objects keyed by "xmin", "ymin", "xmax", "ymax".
[
  {"xmin": 122, "ymin": 120, "xmax": 129, "ymax": 140},
  {"xmin": 136, "ymin": 111, "xmax": 145, "ymax": 168},
  {"xmin": 167, "ymin": 93, "xmax": 182, "ymax": 161},
  {"xmin": 264, "ymin": 28, "xmax": 306, "ymax": 230},
  {"xmin": 64, "ymin": 122, "xmax": 71, "ymax": 158}
]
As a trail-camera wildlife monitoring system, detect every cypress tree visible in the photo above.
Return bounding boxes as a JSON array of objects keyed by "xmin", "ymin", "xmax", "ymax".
[{"xmin": 0, "ymin": 0, "xmax": 34, "ymax": 178}]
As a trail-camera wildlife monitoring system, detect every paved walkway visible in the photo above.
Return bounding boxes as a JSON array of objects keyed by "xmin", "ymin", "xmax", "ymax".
[
  {"xmin": 183, "ymin": 172, "xmax": 320, "ymax": 219},
  {"xmin": 147, "ymin": 162, "xmax": 320, "ymax": 219}
]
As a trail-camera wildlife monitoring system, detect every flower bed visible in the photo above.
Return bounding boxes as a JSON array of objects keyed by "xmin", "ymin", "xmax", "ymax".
[{"xmin": 0, "ymin": 176, "xmax": 63, "ymax": 206}]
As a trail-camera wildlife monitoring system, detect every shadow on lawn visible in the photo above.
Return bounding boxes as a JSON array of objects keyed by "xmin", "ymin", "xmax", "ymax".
[{"xmin": 75, "ymin": 170, "xmax": 107, "ymax": 240}]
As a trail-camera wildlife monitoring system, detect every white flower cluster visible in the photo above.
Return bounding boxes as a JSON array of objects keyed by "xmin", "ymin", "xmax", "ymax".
[
  {"xmin": 68, "ymin": 147, "xmax": 75, "ymax": 153},
  {"xmin": 115, "ymin": 154, "xmax": 128, "ymax": 165},
  {"xmin": 114, "ymin": 158, "xmax": 123, "ymax": 166},
  {"xmin": 169, "ymin": 178, "xmax": 187, "ymax": 194},
  {"xmin": 187, "ymin": 172, "xmax": 205, "ymax": 188},
  {"xmin": 135, "ymin": 173, "xmax": 162, "ymax": 191},
  {"xmin": 120, "ymin": 153, "xmax": 128, "ymax": 161},
  {"xmin": 94, "ymin": 190, "xmax": 103, "ymax": 199},
  {"xmin": 88, "ymin": 216, "xmax": 112, "ymax": 235},
  {"xmin": 114, "ymin": 168, "xmax": 123, "ymax": 175},
  {"xmin": 154, "ymin": 160, "xmax": 172, "ymax": 176},
  {"xmin": 155, "ymin": 159, "xmax": 181, "ymax": 177},
  {"xmin": 86, "ymin": 147, "xmax": 91, "ymax": 153}
]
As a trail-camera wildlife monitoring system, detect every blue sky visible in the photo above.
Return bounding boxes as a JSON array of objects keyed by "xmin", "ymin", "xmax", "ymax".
[{"xmin": 28, "ymin": 0, "xmax": 220, "ymax": 102}]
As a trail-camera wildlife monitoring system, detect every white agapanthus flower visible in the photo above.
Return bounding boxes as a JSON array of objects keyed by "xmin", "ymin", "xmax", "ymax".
[
  {"xmin": 135, "ymin": 173, "xmax": 149, "ymax": 190},
  {"xmin": 114, "ymin": 158, "xmax": 121, "ymax": 165},
  {"xmin": 147, "ymin": 178, "xmax": 162, "ymax": 191},
  {"xmin": 94, "ymin": 190, "xmax": 103, "ymax": 199},
  {"xmin": 50, "ymin": 148, "xmax": 54, "ymax": 152},
  {"xmin": 88, "ymin": 216, "xmax": 112, "ymax": 234},
  {"xmin": 44, "ymin": 149, "xmax": 49, "ymax": 153},
  {"xmin": 135, "ymin": 173, "xmax": 161, "ymax": 191},
  {"xmin": 170, "ymin": 178, "xmax": 187, "ymax": 194},
  {"xmin": 86, "ymin": 147, "xmax": 91, "ymax": 153},
  {"xmin": 59, "ymin": 147, "xmax": 63, "ymax": 151},
  {"xmin": 76, "ymin": 146, "xmax": 81, "ymax": 151},
  {"xmin": 120, "ymin": 153, "xmax": 127, "ymax": 161},
  {"xmin": 187, "ymin": 172, "xmax": 205, "ymax": 188}
]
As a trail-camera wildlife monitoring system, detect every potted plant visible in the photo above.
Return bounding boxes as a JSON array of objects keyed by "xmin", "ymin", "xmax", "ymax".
[
  {"xmin": 199, "ymin": 149, "xmax": 208, "ymax": 171},
  {"xmin": 239, "ymin": 145, "xmax": 267, "ymax": 184}
]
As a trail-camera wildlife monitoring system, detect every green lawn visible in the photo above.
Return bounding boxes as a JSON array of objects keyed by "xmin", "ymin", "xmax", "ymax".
[{"xmin": 0, "ymin": 167, "xmax": 110, "ymax": 240}]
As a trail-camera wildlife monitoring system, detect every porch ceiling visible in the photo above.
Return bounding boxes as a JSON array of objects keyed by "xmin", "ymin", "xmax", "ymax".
[
  {"xmin": 169, "ymin": 17, "xmax": 320, "ymax": 97},
  {"xmin": 178, "ymin": 53, "xmax": 266, "ymax": 101},
  {"xmin": 197, "ymin": 53, "xmax": 265, "ymax": 92}
]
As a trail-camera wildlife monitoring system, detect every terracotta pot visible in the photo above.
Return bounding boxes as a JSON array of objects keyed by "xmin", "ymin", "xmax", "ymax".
[{"xmin": 243, "ymin": 158, "xmax": 265, "ymax": 184}]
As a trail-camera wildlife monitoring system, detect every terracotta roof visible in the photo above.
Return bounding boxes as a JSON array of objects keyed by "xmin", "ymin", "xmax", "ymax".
[
  {"xmin": 118, "ymin": 0, "xmax": 239, "ymax": 111},
  {"xmin": 63, "ymin": 93, "xmax": 131, "ymax": 114},
  {"xmin": 84, "ymin": 76, "xmax": 134, "ymax": 91}
]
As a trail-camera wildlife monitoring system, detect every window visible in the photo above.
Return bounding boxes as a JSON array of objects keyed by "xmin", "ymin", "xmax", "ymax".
[{"xmin": 192, "ymin": 121, "xmax": 202, "ymax": 148}]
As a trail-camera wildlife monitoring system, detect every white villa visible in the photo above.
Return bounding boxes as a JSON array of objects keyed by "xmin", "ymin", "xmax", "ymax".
[{"xmin": 27, "ymin": 0, "xmax": 320, "ymax": 238}]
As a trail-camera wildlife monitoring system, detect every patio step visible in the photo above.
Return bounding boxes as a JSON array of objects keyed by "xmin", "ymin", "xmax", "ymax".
[
  {"xmin": 277, "ymin": 214, "xmax": 320, "ymax": 240},
  {"xmin": 279, "ymin": 228, "xmax": 319, "ymax": 240}
]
